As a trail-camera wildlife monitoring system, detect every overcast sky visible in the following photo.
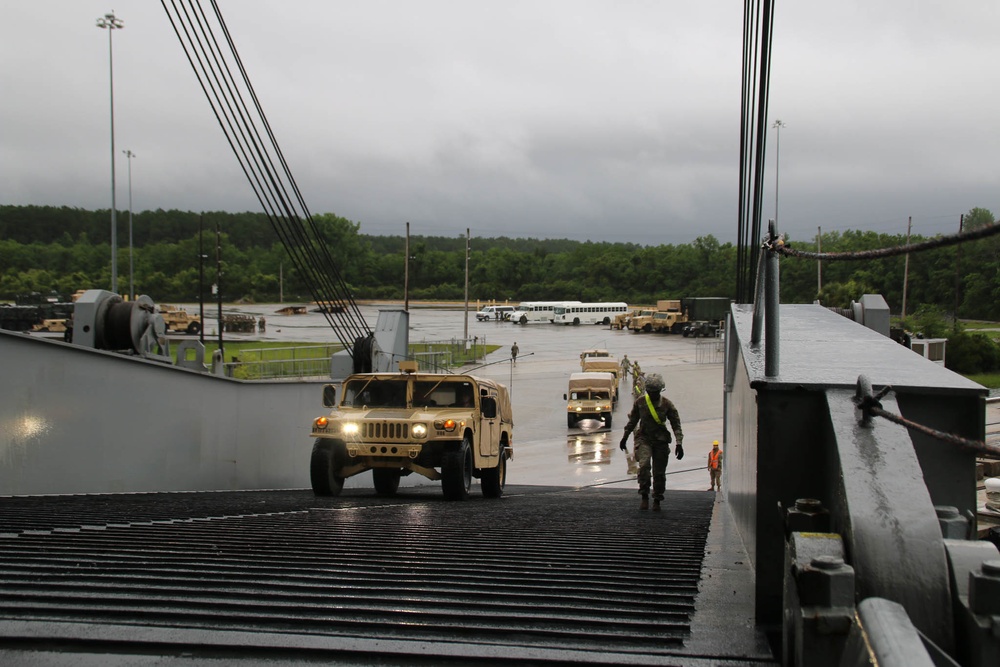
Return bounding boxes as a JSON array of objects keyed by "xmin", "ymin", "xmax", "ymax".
[{"xmin": 2, "ymin": 2, "xmax": 997, "ymax": 245}]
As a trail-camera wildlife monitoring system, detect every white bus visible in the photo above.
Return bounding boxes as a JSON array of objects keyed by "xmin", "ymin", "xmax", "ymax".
[
  {"xmin": 508, "ymin": 300, "xmax": 581, "ymax": 325},
  {"xmin": 553, "ymin": 302, "xmax": 630, "ymax": 326}
]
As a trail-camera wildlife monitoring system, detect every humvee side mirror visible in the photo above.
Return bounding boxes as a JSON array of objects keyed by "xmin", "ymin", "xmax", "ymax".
[
  {"xmin": 322, "ymin": 384, "xmax": 337, "ymax": 408},
  {"xmin": 563, "ymin": 393, "xmax": 567, "ymax": 400},
  {"xmin": 481, "ymin": 397, "xmax": 497, "ymax": 419}
]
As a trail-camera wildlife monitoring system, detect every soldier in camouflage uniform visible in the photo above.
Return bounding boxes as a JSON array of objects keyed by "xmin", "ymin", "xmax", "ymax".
[{"xmin": 619, "ymin": 373, "xmax": 683, "ymax": 511}]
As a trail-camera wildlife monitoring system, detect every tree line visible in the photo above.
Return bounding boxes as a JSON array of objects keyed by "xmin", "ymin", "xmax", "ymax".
[{"xmin": 1, "ymin": 205, "xmax": 997, "ymax": 321}]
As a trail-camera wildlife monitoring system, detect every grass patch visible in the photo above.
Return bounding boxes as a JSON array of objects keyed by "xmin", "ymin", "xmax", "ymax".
[
  {"xmin": 963, "ymin": 372, "xmax": 1000, "ymax": 390},
  {"xmin": 191, "ymin": 339, "xmax": 502, "ymax": 378}
]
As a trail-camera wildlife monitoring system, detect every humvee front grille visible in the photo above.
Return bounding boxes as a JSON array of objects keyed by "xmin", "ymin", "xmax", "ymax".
[{"xmin": 363, "ymin": 421, "xmax": 409, "ymax": 440}]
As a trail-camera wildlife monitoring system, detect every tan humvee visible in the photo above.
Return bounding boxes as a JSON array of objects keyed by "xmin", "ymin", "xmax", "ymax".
[
  {"xmin": 158, "ymin": 304, "xmax": 203, "ymax": 335},
  {"xmin": 564, "ymin": 372, "xmax": 616, "ymax": 428},
  {"xmin": 309, "ymin": 368, "xmax": 514, "ymax": 500},
  {"xmin": 31, "ymin": 318, "xmax": 68, "ymax": 333}
]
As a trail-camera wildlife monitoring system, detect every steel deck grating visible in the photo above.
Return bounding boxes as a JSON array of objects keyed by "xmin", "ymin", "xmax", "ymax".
[{"xmin": 0, "ymin": 487, "xmax": 716, "ymax": 662}]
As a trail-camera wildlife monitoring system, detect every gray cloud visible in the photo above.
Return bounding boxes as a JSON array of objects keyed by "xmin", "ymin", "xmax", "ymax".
[{"xmin": 1, "ymin": 1, "xmax": 996, "ymax": 246}]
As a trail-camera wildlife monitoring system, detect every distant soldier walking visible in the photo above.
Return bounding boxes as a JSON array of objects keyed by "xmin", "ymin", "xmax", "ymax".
[
  {"xmin": 620, "ymin": 354, "xmax": 630, "ymax": 380},
  {"xmin": 619, "ymin": 373, "xmax": 683, "ymax": 511},
  {"xmin": 511, "ymin": 341, "xmax": 519, "ymax": 364}
]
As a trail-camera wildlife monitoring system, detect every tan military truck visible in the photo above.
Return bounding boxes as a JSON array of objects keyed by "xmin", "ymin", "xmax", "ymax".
[
  {"xmin": 580, "ymin": 350, "xmax": 621, "ymax": 390},
  {"xmin": 629, "ymin": 299, "xmax": 687, "ymax": 333},
  {"xmin": 564, "ymin": 371, "xmax": 616, "ymax": 428},
  {"xmin": 310, "ymin": 365, "xmax": 514, "ymax": 500},
  {"xmin": 158, "ymin": 304, "xmax": 202, "ymax": 335}
]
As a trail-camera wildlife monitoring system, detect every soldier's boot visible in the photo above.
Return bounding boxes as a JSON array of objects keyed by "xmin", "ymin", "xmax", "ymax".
[
  {"xmin": 639, "ymin": 496, "xmax": 649, "ymax": 510},
  {"xmin": 652, "ymin": 500, "xmax": 661, "ymax": 512}
]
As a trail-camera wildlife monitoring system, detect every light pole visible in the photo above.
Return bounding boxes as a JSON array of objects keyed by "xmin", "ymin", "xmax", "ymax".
[
  {"xmin": 772, "ymin": 119, "xmax": 785, "ymax": 229},
  {"xmin": 96, "ymin": 11, "xmax": 124, "ymax": 294},
  {"xmin": 123, "ymin": 149, "xmax": 135, "ymax": 301}
]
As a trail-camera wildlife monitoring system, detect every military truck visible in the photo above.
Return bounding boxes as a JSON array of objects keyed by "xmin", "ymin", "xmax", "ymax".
[
  {"xmin": 158, "ymin": 304, "xmax": 202, "ymax": 335},
  {"xmin": 309, "ymin": 365, "xmax": 514, "ymax": 500},
  {"xmin": 680, "ymin": 297, "xmax": 731, "ymax": 338},
  {"xmin": 629, "ymin": 299, "xmax": 688, "ymax": 334},
  {"xmin": 564, "ymin": 372, "xmax": 616, "ymax": 428},
  {"xmin": 582, "ymin": 354, "xmax": 620, "ymax": 387}
]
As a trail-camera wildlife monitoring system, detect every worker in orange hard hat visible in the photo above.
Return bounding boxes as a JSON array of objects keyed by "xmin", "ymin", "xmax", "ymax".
[{"xmin": 708, "ymin": 440, "xmax": 723, "ymax": 491}]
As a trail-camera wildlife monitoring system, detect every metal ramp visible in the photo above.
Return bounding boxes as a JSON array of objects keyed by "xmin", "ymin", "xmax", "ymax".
[{"xmin": 0, "ymin": 487, "xmax": 763, "ymax": 665}]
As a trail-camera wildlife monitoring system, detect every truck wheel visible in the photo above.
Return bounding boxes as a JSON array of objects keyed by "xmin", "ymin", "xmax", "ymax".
[
  {"xmin": 602, "ymin": 317, "xmax": 611, "ymax": 325},
  {"xmin": 187, "ymin": 321, "xmax": 202, "ymax": 335},
  {"xmin": 603, "ymin": 413, "xmax": 613, "ymax": 429},
  {"xmin": 567, "ymin": 414, "xmax": 577, "ymax": 428},
  {"xmin": 519, "ymin": 315, "xmax": 527, "ymax": 325},
  {"xmin": 643, "ymin": 324, "xmax": 652, "ymax": 333},
  {"xmin": 373, "ymin": 468, "xmax": 401, "ymax": 496},
  {"xmin": 310, "ymin": 439, "xmax": 345, "ymax": 497},
  {"xmin": 441, "ymin": 438, "xmax": 473, "ymax": 500},
  {"xmin": 573, "ymin": 317, "xmax": 580, "ymax": 326},
  {"xmin": 480, "ymin": 446, "xmax": 506, "ymax": 498}
]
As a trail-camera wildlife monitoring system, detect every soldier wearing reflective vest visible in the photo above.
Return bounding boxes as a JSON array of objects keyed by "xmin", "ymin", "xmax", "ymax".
[
  {"xmin": 708, "ymin": 440, "xmax": 723, "ymax": 491},
  {"xmin": 619, "ymin": 373, "xmax": 683, "ymax": 511}
]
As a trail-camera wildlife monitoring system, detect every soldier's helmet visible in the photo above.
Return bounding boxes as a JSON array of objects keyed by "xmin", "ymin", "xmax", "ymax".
[{"xmin": 645, "ymin": 373, "xmax": 665, "ymax": 393}]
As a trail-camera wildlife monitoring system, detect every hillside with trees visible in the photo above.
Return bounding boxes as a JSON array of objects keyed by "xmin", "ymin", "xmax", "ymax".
[{"xmin": 1, "ymin": 205, "xmax": 997, "ymax": 321}]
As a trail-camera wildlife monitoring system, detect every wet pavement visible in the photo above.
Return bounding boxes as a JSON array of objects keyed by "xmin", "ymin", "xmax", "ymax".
[{"xmin": 194, "ymin": 302, "xmax": 726, "ymax": 495}]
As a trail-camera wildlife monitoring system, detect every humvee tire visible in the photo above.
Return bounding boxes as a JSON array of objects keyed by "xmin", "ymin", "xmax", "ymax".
[
  {"xmin": 480, "ymin": 446, "xmax": 506, "ymax": 499},
  {"xmin": 441, "ymin": 438, "xmax": 473, "ymax": 500},
  {"xmin": 310, "ymin": 439, "xmax": 345, "ymax": 496},
  {"xmin": 187, "ymin": 321, "xmax": 202, "ymax": 335},
  {"xmin": 373, "ymin": 468, "xmax": 401, "ymax": 496},
  {"xmin": 567, "ymin": 414, "xmax": 576, "ymax": 428},
  {"xmin": 603, "ymin": 413, "xmax": 613, "ymax": 429}
]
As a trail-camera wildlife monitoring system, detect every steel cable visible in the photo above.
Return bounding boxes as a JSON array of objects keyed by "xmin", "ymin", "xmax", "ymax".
[
  {"xmin": 772, "ymin": 221, "xmax": 1000, "ymax": 262},
  {"xmin": 854, "ymin": 375, "xmax": 999, "ymax": 457},
  {"xmin": 160, "ymin": 0, "xmax": 372, "ymax": 354}
]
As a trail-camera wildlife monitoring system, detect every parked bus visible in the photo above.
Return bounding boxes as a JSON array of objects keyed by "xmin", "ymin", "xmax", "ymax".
[
  {"xmin": 509, "ymin": 300, "xmax": 581, "ymax": 325},
  {"xmin": 552, "ymin": 302, "xmax": 629, "ymax": 326}
]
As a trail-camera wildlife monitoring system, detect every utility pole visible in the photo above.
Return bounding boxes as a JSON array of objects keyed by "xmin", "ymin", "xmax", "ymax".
[
  {"xmin": 216, "ymin": 220, "xmax": 223, "ymax": 360},
  {"xmin": 404, "ymin": 222, "xmax": 410, "ymax": 311},
  {"xmin": 123, "ymin": 149, "xmax": 135, "ymax": 300},
  {"xmin": 198, "ymin": 215, "xmax": 205, "ymax": 344},
  {"xmin": 902, "ymin": 216, "xmax": 912, "ymax": 320},
  {"xmin": 463, "ymin": 228, "xmax": 470, "ymax": 345},
  {"xmin": 954, "ymin": 213, "xmax": 964, "ymax": 325},
  {"xmin": 816, "ymin": 226, "xmax": 822, "ymax": 297},
  {"xmin": 96, "ymin": 11, "xmax": 124, "ymax": 294}
]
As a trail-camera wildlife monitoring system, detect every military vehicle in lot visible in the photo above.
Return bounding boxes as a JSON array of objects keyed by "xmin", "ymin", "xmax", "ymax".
[
  {"xmin": 680, "ymin": 297, "xmax": 731, "ymax": 338},
  {"xmin": 580, "ymin": 349, "xmax": 621, "ymax": 389},
  {"xmin": 564, "ymin": 371, "xmax": 616, "ymax": 428},
  {"xmin": 310, "ymin": 364, "xmax": 514, "ymax": 500},
  {"xmin": 628, "ymin": 299, "xmax": 688, "ymax": 333},
  {"xmin": 158, "ymin": 304, "xmax": 202, "ymax": 335}
]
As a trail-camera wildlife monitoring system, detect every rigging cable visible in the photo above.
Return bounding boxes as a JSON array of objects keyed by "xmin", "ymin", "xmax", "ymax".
[
  {"xmin": 160, "ymin": 0, "xmax": 372, "ymax": 354},
  {"xmin": 737, "ymin": 0, "xmax": 775, "ymax": 304}
]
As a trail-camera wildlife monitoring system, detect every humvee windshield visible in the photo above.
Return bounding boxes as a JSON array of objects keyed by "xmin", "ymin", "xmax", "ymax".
[
  {"xmin": 341, "ymin": 378, "xmax": 476, "ymax": 409},
  {"xmin": 570, "ymin": 390, "xmax": 610, "ymax": 401},
  {"xmin": 342, "ymin": 378, "xmax": 407, "ymax": 408},
  {"xmin": 413, "ymin": 380, "xmax": 475, "ymax": 408}
]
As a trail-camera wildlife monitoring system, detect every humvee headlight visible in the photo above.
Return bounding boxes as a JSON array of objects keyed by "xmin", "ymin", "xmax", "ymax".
[
  {"xmin": 314, "ymin": 416, "xmax": 329, "ymax": 429},
  {"xmin": 575, "ymin": 407, "xmax": 582, "ymax": 412},
  {"xmin": 342, "ymin": 422, "xmax": 360, "ymax": 435},
  {"xmin": 412, "ymin": 423, "xmax": 427, "ymax": 437}
]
